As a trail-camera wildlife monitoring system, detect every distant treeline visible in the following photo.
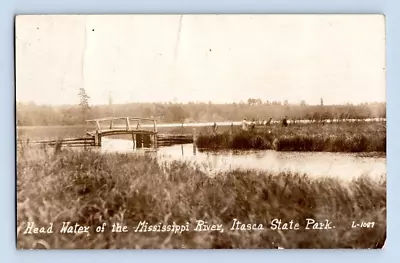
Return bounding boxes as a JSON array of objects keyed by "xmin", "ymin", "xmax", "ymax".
[{"xmin": 16, "ymin": 101, "xmax": 386, "ymax": 126}]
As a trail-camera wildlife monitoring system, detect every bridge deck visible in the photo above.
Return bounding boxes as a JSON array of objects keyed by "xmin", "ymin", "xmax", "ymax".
[{"xmin": 86, "ymin": 129, "xmax": 157, "ymax": 137}]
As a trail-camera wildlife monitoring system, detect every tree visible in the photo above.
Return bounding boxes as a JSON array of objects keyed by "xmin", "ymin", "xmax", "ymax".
[
  {"xmin": 169, "ymin": 105, "xmax": 187, "ymax": 122},
  {"xmin": 247, "ymin": 98, "xmax": 262, "ymax": 106},
  {"xmin": 247, "ymin": 98, "xmax": 255, "ymax": 105},
  {"xmin": 78, "ymin": 87, "xmax": 90, "ymax": 123}
]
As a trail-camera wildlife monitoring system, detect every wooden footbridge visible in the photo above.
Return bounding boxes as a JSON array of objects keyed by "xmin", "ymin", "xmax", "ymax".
[
  {"xmin": 30, "ymin": 117, "xmax": 195, "ymax": 149},
  {"xmin": 86, "ymin": 117, "xmax": 159, "ymax": 148}
]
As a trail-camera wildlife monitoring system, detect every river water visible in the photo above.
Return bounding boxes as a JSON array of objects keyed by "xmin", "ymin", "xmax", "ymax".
[{"xmin": 99, "ymin": 138, "xmax": 386, "ymax": 181}]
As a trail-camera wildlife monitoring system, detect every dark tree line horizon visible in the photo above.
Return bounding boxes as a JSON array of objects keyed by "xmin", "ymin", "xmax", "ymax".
[{"xmin": 16, "ymin": 100, "xmax": 386, "ymax": 126}]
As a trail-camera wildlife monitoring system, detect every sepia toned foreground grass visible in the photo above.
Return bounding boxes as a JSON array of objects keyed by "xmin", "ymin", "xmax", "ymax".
[
  {"xmin": 197, "ymin": 122, "xmax": 386, "ymax": 152},
  {"xmin": 17, "ymin": 145, "xmax": 386, "ymax": 249}
]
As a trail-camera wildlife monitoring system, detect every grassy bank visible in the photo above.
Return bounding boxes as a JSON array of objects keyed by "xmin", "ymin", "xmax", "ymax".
[
  {"xmin": 196, "ymin": 122, "xmax": 386, "ymax": 152},
  {"xmin": 17, "ymin": 145, "xmax": 386, "ymax": 249}
]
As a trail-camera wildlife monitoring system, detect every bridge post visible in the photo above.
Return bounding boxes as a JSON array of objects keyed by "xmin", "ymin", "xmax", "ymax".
[
  {"xmin": 126, "ymin": 117, "xmax": 131, "ymax": 130},
  {"xmin": 94, "ymin": 130, "xmax": 102, "ymax": 146},
  {"xmin": 229, "ymin": 123, "xmax": 234, "ymax": 140},
  {"xmin": 153, "ymin": 133, "xmax": 157, "ymax": 149},
  {"xmin": 132, "ymin": 133, "xmax": 137, "ymax": 150},
  {"xmin": 153, "ymin": 120, "xmax": 157, "ymax": 133},
  {"xmin": 193, "ymin": 128, "xmax": 197, "ymax": 155},
  {"xmin": 110, "ymin": 119, "xmax": 114, "ymax": 129},
  {"xmin": 96, "ymin": 121, "xmax": 101, "ymax": 131},
  {"xmin": 153, "ymin": 120, "xmax": 158, "ymax": 149}
]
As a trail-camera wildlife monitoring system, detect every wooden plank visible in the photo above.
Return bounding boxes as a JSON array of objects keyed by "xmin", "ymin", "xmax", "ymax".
[
  {"xmin": 86, "ymin": 117, "xmax": 129, "ymax": 122},
  {"xmin": 157, "ymin": 141, "xmax": 193, "ymax": 143},
  {"xmin": 86, "ymin": 116, "xmax": 159, "ymax": 122},
  {"xmin": 32, "ymin": 142, "xmax": 94, "ymax": 147},
  {"xmin": 157, "ymin": 136, "xmax": 193, "ymax": 139},
  {"xmin": 101, "ymin": 129, "xmax": 156, "ymax": 133},
  {"xmin": 157, "ymin": 137, "xmax": 191, "ymax": 140},
  {"xmin": 60, "ymin": 137, "xmax": 94, "ymax": 142},
  {"xmin": 58, "ymin": 142, "xmax": 94, "ymax": 145},
  {"xmin": 129, "ymin": 117, "xmax": 158, "ymax": 121},
  {"xmin": 99, "ymin": 130, "xmax": 156, "ymax": 136},
  {"xmin": 157, "ymin": 139, "xmax": 193, "ymax": 142},
  {"xmin": 157, "ymin": 133, "xmax": 192, "ymax": 137},
  {"xmin": 157, "ymin": 135, "xmax": 192, "ymax": 138},
  {"xmin": 62, "ymin": 144, "xmax": 95, "ymax": 147},
  {"xmin": 29, "ymin": 138, "xmax": 94, "ymax": 144}
]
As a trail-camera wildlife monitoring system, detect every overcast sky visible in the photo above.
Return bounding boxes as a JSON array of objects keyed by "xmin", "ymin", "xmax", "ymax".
[{"xmin": 16, "ymin": 14, "xmax": 386, "ymax": 106}]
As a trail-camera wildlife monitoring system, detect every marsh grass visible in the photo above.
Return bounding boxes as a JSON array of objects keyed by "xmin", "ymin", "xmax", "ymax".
[
  {"xmin": 196, "ymin": 122, "xmax": 386, "ymax": 152},
  {"xmin": 17, "ymin": 144, "xmax": 386, "ymax": 249}
]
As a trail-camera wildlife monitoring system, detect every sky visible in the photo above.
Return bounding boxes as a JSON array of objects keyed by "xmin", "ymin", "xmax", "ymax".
[{"xmin": 15, "ymin": 14, "xmax": 386, "ymax": 106}]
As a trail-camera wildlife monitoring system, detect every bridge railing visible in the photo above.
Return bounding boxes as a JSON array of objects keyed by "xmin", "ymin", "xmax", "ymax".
[{"xmin": 85, "ymin": 117, "xmax": 158, "ymax": 133}]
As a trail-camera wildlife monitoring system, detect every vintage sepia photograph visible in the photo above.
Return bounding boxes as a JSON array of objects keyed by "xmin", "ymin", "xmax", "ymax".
[{"xmin": 16, "ymin": 14, "xmax": 386, "ymax": 249}]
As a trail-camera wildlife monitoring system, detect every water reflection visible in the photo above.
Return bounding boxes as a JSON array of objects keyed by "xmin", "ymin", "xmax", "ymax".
[{"xmin": 100, "ymin": 138, "xmax": 386, "ymax": 181}]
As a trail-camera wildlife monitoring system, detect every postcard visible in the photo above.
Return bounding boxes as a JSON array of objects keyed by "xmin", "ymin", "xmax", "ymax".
[{"xmin": 16, "ymin": 14, "xmax": 386, "ymax": 249}]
